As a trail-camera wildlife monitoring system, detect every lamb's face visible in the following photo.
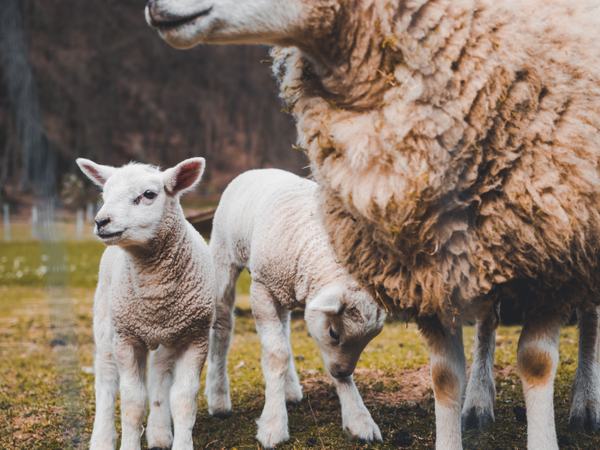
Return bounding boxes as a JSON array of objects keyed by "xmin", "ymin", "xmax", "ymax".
[
  {"xmin": 305, "ymin": 283, "xmax": 385, "ymax": 379},
  {"xmin": 76, "ymin": 157, "xmax": 205, "ymax": 247},
  {"xmin": 144, "ymin": 0, "xmax": 332, "ymax": 48}
]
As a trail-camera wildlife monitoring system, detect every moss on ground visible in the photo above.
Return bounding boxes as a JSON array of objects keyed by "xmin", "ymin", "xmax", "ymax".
[{"xmin": 1, "ymin": 242, "xmax": 599, "ymax": 449}]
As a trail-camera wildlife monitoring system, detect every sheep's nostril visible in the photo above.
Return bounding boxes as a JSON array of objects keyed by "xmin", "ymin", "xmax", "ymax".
[{"xmin": 95, "ymin": 217, "xmax": 111, "ymax": 229}]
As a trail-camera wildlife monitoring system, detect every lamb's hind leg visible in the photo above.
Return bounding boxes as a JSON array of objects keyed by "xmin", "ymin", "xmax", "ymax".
[
  {"xmin": 418, "ymin": 317, "xmax": 466, "ymax": 450},
  {"xmin": 278, "ymin": 308, "xmax": 303, "ymax": 403},
  {"xmin": 517, "ymin": 314, "xmax": 561, "ymax": 450},
  {"xmin": 569, "ymin": 305, "xmax": 600, "ymax": 432},
  {"xmin": 462, "ymin": 303, "xmax": 499, "ymax": 431},
  {"xmin": 251, "ymin": 281, "xmax": 291, "ymax": 448},
  {"xmin": 205, "ymin": 263, "xmax": 240, "ymax": 417},
  {"xmin": 146, "ymin": 346, "xmax": 177, "ymax": 450}
]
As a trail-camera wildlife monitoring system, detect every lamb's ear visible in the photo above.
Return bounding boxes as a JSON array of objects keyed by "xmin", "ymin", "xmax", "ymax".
[
  {"xmin": 76, "ymin": 158, "xmax": 115, "ymax": 187},
  {"xmin": 307, "ymin": 288, "xmax": 346, "ymax": 315},
  {"xmin": 163, "ymin": 157, "xmax": 206, "ymax": 196}
]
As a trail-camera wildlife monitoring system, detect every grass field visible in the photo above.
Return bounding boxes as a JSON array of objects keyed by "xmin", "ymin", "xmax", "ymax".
[{"xmin": 1, "ymin": 238, "xmax": 599, "ymax": 449}]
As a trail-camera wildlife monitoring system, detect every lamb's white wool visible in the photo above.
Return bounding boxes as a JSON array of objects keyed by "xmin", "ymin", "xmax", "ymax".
[
  {"xmin": 205, "ymin": 169, "xmax": 385, "ymax": 448},
  {"xmin": 147, "ymin": 1, "xmax": 600, "ymax": 448},
  {"xmin": 77, "ymin": 157, "xmax": 215, "ymax": 450}
]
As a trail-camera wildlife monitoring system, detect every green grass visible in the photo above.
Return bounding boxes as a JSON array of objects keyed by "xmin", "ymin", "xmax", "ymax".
[{"xmin": 1, "ymin": 241, "xmax": 599, "ymax": 449}]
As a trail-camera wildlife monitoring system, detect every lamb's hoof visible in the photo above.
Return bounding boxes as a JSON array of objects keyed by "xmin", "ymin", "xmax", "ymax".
[
  {"xmin": 462, "ymin": 407, "xmax": 494, "ymax": 431},
  {"xmin": 256, "ymin": 417, "xmax": 289, "ymax": 448},
  {"xmin": 343, "ymin": 413, "xmax": 383, "ymax": 443},
  {"xmin": 149, "ymin": 447, "xmax": 170, "ymax": 450},
  {"xmin": 569, "ymin": 406, "xmax": 600, "ymax": 432}
]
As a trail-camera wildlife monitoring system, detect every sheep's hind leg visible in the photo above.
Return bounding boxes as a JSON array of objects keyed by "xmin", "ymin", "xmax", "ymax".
[
  {"xmin": 146, "ymin": 346, "xmax": 177, "ymax": 450},
  {"xmin": 517, "ymin": 314, "xmax": 561, "ymax": 450},
  {"xmin": 462, "ymin": 303, "xmax": 498, "ymax": 431},
  {"xmin": 170, "ymin": 338, "xmax": 209, "ymax": 450},
  {"xmin": 205, "ymin": 264, "xmax": 240, "ymax": 417},
  {"xmin": 418, "ymin": 317, "xmax": 466, "ymax": 450},
  {"xmin": 569, "ymin": 305, "xmax": 600, "ymax": 432},
  {"xmin": 278, "ymin": 308, "xmax": 303, "ymax": 403},
  {"xmin": 252, "ymin": 281, "xmax": 291, "ymax": 448},
  {"xmin": 115, "ymin": 338, "xmax": 147, "ymax": 450},
  {"xmin": 332, "ymin": 375, "xmax": 382, "ymax": 442}
]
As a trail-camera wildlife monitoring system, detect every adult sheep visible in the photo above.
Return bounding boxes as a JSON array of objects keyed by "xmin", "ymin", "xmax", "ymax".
[{"xmin": 145, "ymin": 1, "xmax": 600, "ymax": 448}]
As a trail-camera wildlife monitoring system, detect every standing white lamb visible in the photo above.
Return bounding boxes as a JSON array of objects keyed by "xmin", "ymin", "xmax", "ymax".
[
  {"xmin": 205, "ymin": 169, "xmax": 385, "ymax": 448},
  {"xmin": 145, "ymin": 1, "xmax": 600, "ymax": 449},
  {"xmin": 77, "ymin": 157, "xmax": 215, "ymax": 450}
]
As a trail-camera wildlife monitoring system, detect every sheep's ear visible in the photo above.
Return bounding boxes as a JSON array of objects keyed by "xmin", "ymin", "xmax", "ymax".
[
  {"xmin": 163, "ymin": 157, "xmax": 206, "ymax": 196},
  {"xmin": 76, "ymin": 158, "xmax": 115, "ymax": 187},
  {"xmin": 308, "ymin": 288, "xmax": 345, "ymax": 315}
]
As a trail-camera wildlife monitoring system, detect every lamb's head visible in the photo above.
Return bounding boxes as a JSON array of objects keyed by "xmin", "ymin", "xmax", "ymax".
[
  {"xmin": 144, "ymin": 0, "xmax": 340, "ymax": 49},
  {"xmin": 305, "ymin": 283, "xmax": 385, "ymax": 379},
  {"xmin": 76, "ymin": 157, "xmax": 205, "ymax": 247}
]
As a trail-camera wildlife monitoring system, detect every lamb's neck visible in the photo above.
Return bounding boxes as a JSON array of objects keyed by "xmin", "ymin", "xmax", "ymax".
[{"xmin": 126, "ymin": 204, "xmax": 191, "ymax": 286}]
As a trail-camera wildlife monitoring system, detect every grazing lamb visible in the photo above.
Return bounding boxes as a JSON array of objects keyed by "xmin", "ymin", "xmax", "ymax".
[
  {"xmin": 205, "ymin": 169, "xmax": 385, "ymax": 448},
  {"xmin": 77, "ymin": 157, "xmax": 215, "ymax": 450},
  {"xmin": 145, "ymin": 0, "xmax": 600, "ymax": 448}
]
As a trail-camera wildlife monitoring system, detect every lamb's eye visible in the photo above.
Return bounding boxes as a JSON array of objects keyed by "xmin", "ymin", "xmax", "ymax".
[
  {"xmin": 329, "ymin": 327, "xmax": 340, "ymax": 341},
  {"xmin": 143, "ymin": 190, "xmax": 157, "ymax": 200}
]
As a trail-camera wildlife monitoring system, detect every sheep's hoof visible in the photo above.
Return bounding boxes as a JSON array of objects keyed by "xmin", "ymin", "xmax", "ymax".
[
  {"xmin": 462, "ymin": 407, "xmax": 494, "ymax": 431},
  {"xmin": 569, "ymin": 407, "xmax": 600, "ymax": 432},
  {"xmin": 149, "ymin": 447, "xmax": 170, "ymax": 450},
  {"xmin": 210, "ymin": 409, "xmax": 232, "ymax": 419}
]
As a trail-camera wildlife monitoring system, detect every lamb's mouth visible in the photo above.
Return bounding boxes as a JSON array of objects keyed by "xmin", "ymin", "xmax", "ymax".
[
  {"xmin": 149, "ymin": 7, "xmax": 213, "ymax": 31},
  {"xmin": 97, "ymin": 230, "xmax": 125, "ymax": 240}
]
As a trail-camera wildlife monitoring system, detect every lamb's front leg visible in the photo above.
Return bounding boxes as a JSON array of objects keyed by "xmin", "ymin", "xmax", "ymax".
[
  {"xmin": 114, "ymin": 338, "xmax": 147, "ymax": 450},
  {"xmin": 147, "ymin": 346, "xmax": 177, "ymax": 450},
  {"xmin": 332, "ymin": 375, "xmax": 382, "ymax": 442},
  {"xmin": 517, "ymin": 316, "xmax": 561, "ymax": 450},
  {"xmin": 170, "ymin": 338, "xmax": 209, "ymax": 450},
  {"xmin": 462, "ymin": 303, "xmax": 498, "ymax": 430},
  {"xmin": 278, "ymin": 308, "xmax": 303, "ymax": 403},
  {"xmin": 90, "ymin": 346, "xmax": 119, "ymax": 450},
  {"xmin": 418, "ymin": 317, "xmax": 466, "ymax": 450},
  {"xmin": 570, "ymin": 305, "xmax": 600, "ymax": 432},
  {"xmin": 251, "ymin": 282, "xmax": 291, "ymax": 448}
]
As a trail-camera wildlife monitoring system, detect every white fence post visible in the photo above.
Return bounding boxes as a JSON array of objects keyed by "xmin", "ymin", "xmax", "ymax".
[
  {"xmin": 85, "ymin": 202, "xmax": 94, "ymax": 223},
  {"xmin": 2, "ymin": 204, "xmax": 10, "ymax": 241},
  {"xmin": 31, "ymin": 205, "xmax": 39, "ymax": 239},
  {"xmin": 76, "ymin": 209, "xmax": 84, "ymax": 240}
]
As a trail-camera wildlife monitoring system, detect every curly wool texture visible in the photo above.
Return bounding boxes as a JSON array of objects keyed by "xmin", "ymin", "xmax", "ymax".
[
  {"xmin": 101, "ymin": 209, "xmax": 215, "ymax": 348},
  {"xmin": 210, "ymin": 169, "xmax": 360, "ymax": 309},
  {"xmin": 272, "ymin": 0, "xmax": 600, "ymax": 325}
]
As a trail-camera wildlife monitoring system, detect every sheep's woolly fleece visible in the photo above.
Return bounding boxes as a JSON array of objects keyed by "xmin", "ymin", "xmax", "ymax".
[
  {"xmin": 211, "ymin": 169, "xmax": 357, "ymax": 309},
  {"xmin": 101, "ymin": 205, "xmax": 215, "ymax": 348},
  {"xmin": 272, "ymin": 0, "xmax": 600, "ymax": 326}
]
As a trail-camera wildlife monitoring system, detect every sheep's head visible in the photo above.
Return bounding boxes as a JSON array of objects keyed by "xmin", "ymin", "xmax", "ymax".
[
  {"xmin": 76, "ymin": 157, "xmax": 205, "ymax": 247},
  {"xmin": 145, "ymin": 0, "xmax": 339, "ymax": 49},
  {"xmin": 305, "ymin": 282, "xmax": 385, "ymax": 379}
]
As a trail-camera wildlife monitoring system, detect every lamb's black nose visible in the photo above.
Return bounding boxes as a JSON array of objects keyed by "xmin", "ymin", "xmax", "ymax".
[{"xmin": 95, "ymin": 217, "xmax": 111, "ymax": 229}]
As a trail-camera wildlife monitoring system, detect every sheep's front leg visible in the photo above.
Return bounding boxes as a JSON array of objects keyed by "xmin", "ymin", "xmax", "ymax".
[
  {"xmin": 90, "ymin": 346, "xmax": 119, "ymax": 450},
  {"xmin": 418, "ymin": 317, "xmax": 466, "ymax": 450},
  {"xmin": 278, "ymin": 308, "xmax": 303, "ymax": 403},
  {"xmin": 170, "ymin": 338, "xmax": 208, "ymax": 450},
  {"xmin": 570, "ymin": 305, "xmax": 600, "ymax": 431},
  {"xmin": 462, "ymin": 303, "xmax": 498, "ymax": 430},
  {"xmin": 147, "ymin": 346, "xmax": 177, "ymax": 450},
  {"xmin": 517, "ymin": 316, "xmax": 561, "ymax": 450},
  {"xmin": 251, "ymin": 282, "xmax": 291, "ymax": 448},
  {"xmin": 114, "ymin": 338, "xmax": 147, "ymax": 450},
  {"xmin": 332, "ymin": 375, "xmax": 382, "ymax": 442}
]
